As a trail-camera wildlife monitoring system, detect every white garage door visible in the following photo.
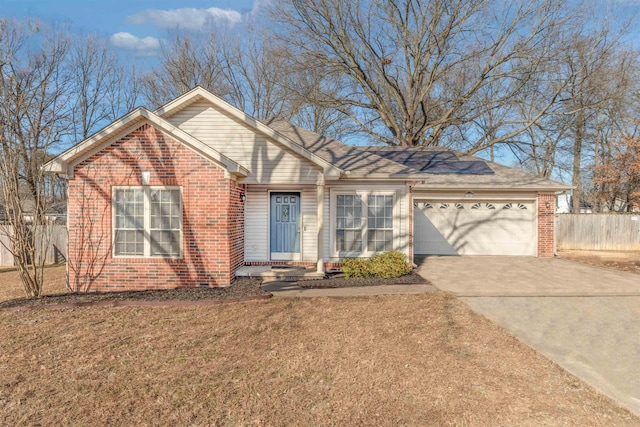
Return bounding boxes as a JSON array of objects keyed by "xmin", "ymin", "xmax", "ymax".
[{"xmin": 414, "ymin": 200, "xmax": 536, "ymax": 256}]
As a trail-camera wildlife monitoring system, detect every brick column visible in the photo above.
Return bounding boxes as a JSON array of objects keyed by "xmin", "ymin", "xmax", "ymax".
[{"xmin": 537, "ymin": 193, "xmax": 555, "ymax": 257}]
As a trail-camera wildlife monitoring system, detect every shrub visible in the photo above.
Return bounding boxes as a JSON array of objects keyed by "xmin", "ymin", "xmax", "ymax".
[
  {"xmin": 369, "ymin": 251, "xmax": 411, "ymax": 278},
  {"xmin": 341, "ymin": 251, "xmax": 411, "ymax": 279},
  {"xmin": 342, "ymin": 258, "xmax": 372, "ymax": 278}
]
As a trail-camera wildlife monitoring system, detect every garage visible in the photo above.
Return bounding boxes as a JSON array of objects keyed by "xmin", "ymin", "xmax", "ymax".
[{"xmin": 413, "ymin": 198, "xmax": 537, "ymax": 256}]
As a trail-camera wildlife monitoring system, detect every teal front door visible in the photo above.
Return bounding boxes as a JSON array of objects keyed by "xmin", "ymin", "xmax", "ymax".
[{"xmin": 270, "ymin": 192, "xmax": 301, "ymax": 260}]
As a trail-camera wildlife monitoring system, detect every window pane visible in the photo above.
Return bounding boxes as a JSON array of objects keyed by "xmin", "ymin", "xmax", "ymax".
[
  {"xmin": 151, "ymin": 189, "xmax": 182, "ymax": 231},
  {"xmin": 151, "ymin": 230, "xmax": 180, "ymax": 256},
  {"xmin": 367, "ymin": 195, "xmax": 393, "ymax": 252},
  {"xmin": 336, "ymin": 194, "xmax": 363, "ymax": 252},
  {"xmin": 367, "ymin": 229, "xmax": 392, "ymax": 252},
  {"xmin": 149, "ymin": 189, "xmax": 181, "ymax": 257},
  {"xmin": 347, "ymin": 231, "xmax": 362, "ymax": 251},
  {"xmin": 114, "ymin": 230, "xmax": 144, "ymax": 256},
  {"xmin": 114, "ymin": 188, "xmax": 144, "ymax": 232},
  {"xmin": 337, "ymin": 230, "xmax": 362, "ymax": 252}
]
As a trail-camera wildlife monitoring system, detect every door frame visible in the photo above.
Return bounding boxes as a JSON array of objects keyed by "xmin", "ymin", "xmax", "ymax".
[{"xmin": 268, "ymin": 191, "xmax": 302, "ymax": 261}]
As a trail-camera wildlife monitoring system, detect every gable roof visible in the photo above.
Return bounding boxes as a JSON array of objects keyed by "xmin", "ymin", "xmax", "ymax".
[
  {"xmin": 44, "ymin": 107, "xmax": 249, "ymax": 178},
  {"xmin": 267, "ymin": 121, "xmax": 572, "ymax": 191},
  {"xmin": 155, "ymin": 87, "xmax": 343, "ymax": 178},
  {"xmin": 45, "ymin": 86, "xmax": 571, "ymax": 191}
]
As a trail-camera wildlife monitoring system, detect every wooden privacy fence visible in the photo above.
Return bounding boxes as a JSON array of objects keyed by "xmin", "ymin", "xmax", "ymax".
[
  {"xmin": 0, "ymin": 225, "xmax": 67, "ymax": 267},
  {"xmin": 556, "ymin": 214, "xmax": 640, "ymax": 250}
]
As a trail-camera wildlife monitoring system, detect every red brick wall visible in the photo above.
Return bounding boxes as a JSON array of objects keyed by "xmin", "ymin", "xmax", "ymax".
[
  {"xmin": 67, "ymin": 123, "xmax": 245, "ymax": 292},
  {"xmin": 537, "ymin": 193, "xmax": 555, "ymax": 257}
]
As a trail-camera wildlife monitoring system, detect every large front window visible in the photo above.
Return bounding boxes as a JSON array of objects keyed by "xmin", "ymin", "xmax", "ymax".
[
  {"xmin": 113, "ymin": 187, "xmax": 182, "ymax": 258},
  {"xmin": 335, "ymin": 192, "xmax": 394, "ymax": 254}
]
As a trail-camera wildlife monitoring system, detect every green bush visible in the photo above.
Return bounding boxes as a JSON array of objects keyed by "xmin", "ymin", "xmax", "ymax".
[
  {"xmin": 342, "ymin": 251, "xmax": 411, "ymax": 279},
  {"xmin": 369, "ymin": 251, "xmax": 412, "ymax": 278},
  {"xmin": 342, "ymin": 258, "xmax": 372, "ymax": 278}
]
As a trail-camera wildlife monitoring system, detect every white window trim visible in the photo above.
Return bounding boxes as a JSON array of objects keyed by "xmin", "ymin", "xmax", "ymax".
[
  {"xmin": 112, "ymin": 186, "xmax": 183, "ymax": 259},
  {"xmin": 330, "ymin": 189, "xmax": 397, "ymax": 258}
]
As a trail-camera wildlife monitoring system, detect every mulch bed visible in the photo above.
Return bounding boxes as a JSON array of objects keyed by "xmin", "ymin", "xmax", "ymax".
[
  {"xmin": 0, "ymin": 278, "xmax": 268, "ymax": 310},
  {"xmin": 1, "ymin": 271, "xmax": 431, "ymax": 310},
  {"xmin": 298, "ymin": 270, "xmax": 429, "ymax": 288}
]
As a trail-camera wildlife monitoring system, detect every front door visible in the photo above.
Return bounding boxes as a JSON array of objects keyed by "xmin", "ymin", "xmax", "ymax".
[{"xmin": 270, "ymin": 192, "xmax": 301, "ymax": 260}]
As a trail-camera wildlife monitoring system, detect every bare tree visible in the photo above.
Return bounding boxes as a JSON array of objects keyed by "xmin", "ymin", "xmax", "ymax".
[
  {"xmin": 70, "ymin": 34, "xmax": 118, "ymax": 140},
  {"xmin": 221, "ymin": 35, "xmax": 293, "ymax": 121},
  {"xmin": 141, "ymin": 32, "xmax": 230, "ymax": 108},
  {"xmin": 70, "ymin": 34, "xmax": 141, "ymax": 139},
  {"xmin": 273, "ymin": 0, "xmax": 578, "ymax": 149},
  {"xmin": 0, "ymin": 19, "xmax": 71, "ymax": 298},
  {"xmin": 104, "ymin": 62, "xmax": 142, "ymax": 122},
  {"xmin": 275, "ymin": 59, "xmax": 355, "ymax": 140}
]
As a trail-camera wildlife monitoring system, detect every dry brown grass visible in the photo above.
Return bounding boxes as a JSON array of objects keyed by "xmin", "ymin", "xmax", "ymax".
[
  {"xmin": 1, "ymin": 291, "xmax": 637, "ymax": 426},
  {"xmin": 0, "ymin": 265, "xmax": 67, "ymax": 303},
  {"xmin": 559, "ymin": 250, "xmax": 640, "ymax": 274}
]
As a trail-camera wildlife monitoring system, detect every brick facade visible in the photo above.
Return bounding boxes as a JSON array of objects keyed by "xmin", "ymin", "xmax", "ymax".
[
  {"xmin": 537, "ymin": 193, "xmax": 555, "ymax": 257},
  {"xmin": 67, "ymin": 123, "xmax": 245, "ymax": 292}
]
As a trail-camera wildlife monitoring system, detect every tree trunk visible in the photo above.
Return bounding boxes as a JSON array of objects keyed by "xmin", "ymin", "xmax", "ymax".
[{"xmin": 572, "ymin": 110, "xmax": 585, "ymax": 213}]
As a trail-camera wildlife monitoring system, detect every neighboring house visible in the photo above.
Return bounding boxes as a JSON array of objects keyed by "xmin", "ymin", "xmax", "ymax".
[
  {"xmin": 0, "ymin": 200, "xmax": 67, "ymax": 224},
  {"xmin": 556, "ymin": 193, "xmax": 571, "ymax": 214},
  {"xmin": 44, "ymin": 87, "xmax": 570, "ymax": 292}
]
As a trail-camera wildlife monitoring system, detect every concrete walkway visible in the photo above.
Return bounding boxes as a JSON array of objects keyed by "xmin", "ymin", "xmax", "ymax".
[
  {"xmin": 261, "ymin": 281, "xmax": 437, "ymax": 297},
  {"xmin": 418, "ymin": 256, "xmax": 640, "ymax": 416}
]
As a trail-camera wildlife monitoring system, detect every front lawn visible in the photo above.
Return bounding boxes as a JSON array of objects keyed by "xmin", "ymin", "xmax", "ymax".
[
  {"xmin": 559, "ymin": 250, "xmax": 640, "ymax": 274},
  {"xmin": 0, "ymin": 279, "xmax": 636, "ymax": 425},
  {"xmin": 0, "ymin": 265, "xmax": 67, "ymax": 303}
]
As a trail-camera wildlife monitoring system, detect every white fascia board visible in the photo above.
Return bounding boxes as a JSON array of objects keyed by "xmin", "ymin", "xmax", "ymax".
[
  {"xmin": 43, "ymin": 107, "xmax": 249, "ymax": 178},
  {"xmin": 43, "ymin": 108, "xmax": 147, "ymax": 173}
]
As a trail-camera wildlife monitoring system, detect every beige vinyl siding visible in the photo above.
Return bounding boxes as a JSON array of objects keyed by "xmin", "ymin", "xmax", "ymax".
[
  {"xmin": 301, "ymin": 187, "xmax": 318, "ymax": 262},
  {"xmin": 244, "ymin": 185, "xmax": 318, "ymax": 262},
  {"xmin": 167, "ymin": 100, "xmax": 322, "ymax": 184},
  {"xmin": 244, "ymin": 187, "xmax": 269, "ymax": 261},
  {"xmin": 323, "ymin": 182, "xmax": 409, "ymax": 262}
]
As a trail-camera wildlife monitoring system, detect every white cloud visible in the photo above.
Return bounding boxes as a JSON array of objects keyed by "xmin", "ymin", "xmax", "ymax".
[
  {"xmin": 127, "ymin": 7, "xmax": 243, "ymax": 31},
  {"xmin": 249, "ymin": 0, "xmax": 272, "ymax": 18},
  {"xmin": 110, "ymin": 32, "xmax": 161, "ymax": 56}
]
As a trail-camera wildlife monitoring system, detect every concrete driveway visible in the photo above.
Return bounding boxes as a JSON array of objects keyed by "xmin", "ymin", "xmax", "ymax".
[{"xmin": 417, "ymin": 256, "xmax": 640, "ymax": 416}]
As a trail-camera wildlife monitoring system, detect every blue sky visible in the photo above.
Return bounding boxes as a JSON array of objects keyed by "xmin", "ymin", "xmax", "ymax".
[
  {"xmin": 2, "ymin": 0, "xmax": 639, "ymax": 55},
  {"xmin": 1, "ymin": 0, "xmax": 639, "ymax": 170},
  {"xmin": 0, "ymin": 0, "xmax": 262, "ymax": 58}
]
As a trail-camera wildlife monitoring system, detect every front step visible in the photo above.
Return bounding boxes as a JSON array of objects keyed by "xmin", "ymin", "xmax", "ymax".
[{"xmin": 236, "ymin": 265, "xmax": 326, "ymax": 282}]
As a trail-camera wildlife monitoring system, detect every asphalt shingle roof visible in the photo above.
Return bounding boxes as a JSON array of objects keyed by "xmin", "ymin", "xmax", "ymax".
[{"xmin": 267, "ymin": 120, "xmax": 571, "ymax": 191}]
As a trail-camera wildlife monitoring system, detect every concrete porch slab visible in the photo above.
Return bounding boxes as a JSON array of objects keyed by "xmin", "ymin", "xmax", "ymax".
[{"xmin": 236, "ymin": 265, "xmax": 325, "ymax": 281}]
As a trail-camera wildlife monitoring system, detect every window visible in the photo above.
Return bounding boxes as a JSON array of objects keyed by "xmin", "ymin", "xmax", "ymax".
[
  {"xmin": 334, "ymin": 192, "xmax": 394, "ymax": 254},
  {"xmin": 336, "ymin": 195, "xmax": 362, "ymax": 252},
  {"xmin": 113, "ymin": 187, "xmax": 182, "ymax": 258},
  {"xmin": 367, "ymin": 195, "xmax": 393, "ymax": 252}
]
